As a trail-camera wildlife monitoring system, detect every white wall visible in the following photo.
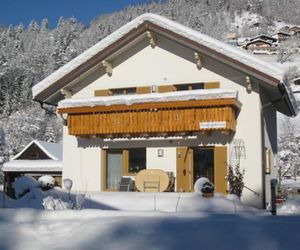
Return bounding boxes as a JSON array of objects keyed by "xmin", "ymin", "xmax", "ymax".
[
  {"xmin": 62, "ymin": 126, "xmax": 102, "ymax": 192},
  {"xmin": 63, "ymin": 35, "xmax": 267, "ymax": 208},
  {"xmin": 146, "ymin": 147, "xmax": 177, "ymax": 176}
]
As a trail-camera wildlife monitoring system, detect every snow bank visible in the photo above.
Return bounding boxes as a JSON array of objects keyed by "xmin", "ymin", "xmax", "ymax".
[
  {"xmin": 13, "ymin": 176, "xmax": 40, "ymax": 198},
  {"xmin": 1, "ymin": 187, "xmax": 256, "ymax": 214},
  {"xmin": 0, "ymin": 208, "xmax": 299, "ymax": 250}
]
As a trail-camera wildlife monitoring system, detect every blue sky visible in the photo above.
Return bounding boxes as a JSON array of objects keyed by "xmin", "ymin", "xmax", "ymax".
[{"xmin": 0, "ymin": 0, "xmax": 156, "ymax": 28}]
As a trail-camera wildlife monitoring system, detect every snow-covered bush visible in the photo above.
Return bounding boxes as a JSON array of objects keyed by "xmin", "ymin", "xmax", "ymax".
[
  {"xmin": 194, "ymin": 177, "xmax": 215, "ymax": 196},
  {"xmin": 74, "ymin": 193, "xmax": 85, "ymax": 210},
  {"xmin": 63, "ymin": 178, "xmax": 73, "ymax": 191},
  {"xmin": 42, "ymin": 196, "xmax": 73, "ymax": 210},
  {"xmin": 13, "ymin": 176, "xmax": 40, "ymax": 198},
  {"xmin": 38, "ymin": 175, "xmax": 55, "ymax": 190}
]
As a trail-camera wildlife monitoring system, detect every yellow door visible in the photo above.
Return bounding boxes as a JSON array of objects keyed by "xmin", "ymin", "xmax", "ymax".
[
  {"xmin": 176, "ymin": 147, "xmax": 193, "ymax": 192},
  {"xmin": 214, "ymin": 146, "xmax": 228, "ymax": 194}
]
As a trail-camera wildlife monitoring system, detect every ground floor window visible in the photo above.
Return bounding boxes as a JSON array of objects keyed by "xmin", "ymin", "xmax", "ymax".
[
  {"xmin": 103, "ymin": 148, "xmax": 146, "ymax": 190},
  {"xmin": 128, "ymin": 148, "xmax": 146, "ymax": 174}
]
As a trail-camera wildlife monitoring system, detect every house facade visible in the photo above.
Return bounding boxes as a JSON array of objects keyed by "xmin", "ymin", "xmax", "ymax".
[
  {"xmin": 32, "ymin": 14, "xmax": 297, "ymax": 208},
  {"xmin": 245, "ymin": 39, "xmax": 274, "ymax": 54}
]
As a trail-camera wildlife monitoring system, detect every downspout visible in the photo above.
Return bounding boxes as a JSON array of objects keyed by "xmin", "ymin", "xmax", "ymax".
[
  {"xmin": 260, "ymin": 109, "xmax": 266, "ymax": 209},
  {"xmin": 35, "ymin": 100, "xmax": 58, "ymax": 117}
]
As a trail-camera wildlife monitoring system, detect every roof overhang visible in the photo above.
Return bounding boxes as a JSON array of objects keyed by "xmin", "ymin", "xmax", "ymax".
[{"xmin": 31, "ymin": 13, "xmax": 297, "ymax": 116}]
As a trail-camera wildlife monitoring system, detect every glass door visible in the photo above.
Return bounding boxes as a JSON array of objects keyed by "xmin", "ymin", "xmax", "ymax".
[{"xmin": 106, "ymin": 149, "xmax": 123, "ymax": 190}]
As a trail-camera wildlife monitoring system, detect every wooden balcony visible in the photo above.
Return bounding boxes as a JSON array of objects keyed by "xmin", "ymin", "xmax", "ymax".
[{"xmin": 58, "ymin": 96, "xmax": 241, "ymax": 138}]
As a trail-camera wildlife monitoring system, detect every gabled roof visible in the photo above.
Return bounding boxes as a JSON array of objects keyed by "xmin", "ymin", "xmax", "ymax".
[
  {"xmin": 273, "ymin": 31, "xmax": 291, "ymax": 36},
  {"xmin": 11, "ymin": 140, "xmax": 62, "ymax": 161},
  {"xmin": 249, "ymin": 35, "xmax": 277, "ymax": 43},
  {"xmin": 245, "ymin": 39, "xmax": 272, "ymax": 47},
  {"xmin": 31, "ymin": 13, "xmax": 298, "ymax": 116}
]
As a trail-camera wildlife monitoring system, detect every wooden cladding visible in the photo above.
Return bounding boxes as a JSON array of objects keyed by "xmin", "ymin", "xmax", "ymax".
[
  {"xmin": 95, "ymin": 89, "xmax": 112, "ymax": 97},
  {"xmin": 61, "ymin": 98, "xmax": 239, "ymax": 137}
]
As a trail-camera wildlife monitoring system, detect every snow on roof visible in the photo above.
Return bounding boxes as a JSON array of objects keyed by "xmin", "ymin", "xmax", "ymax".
[
  {"xmin": 2, "ymin": 160, "xmax": 62, "ymax": 172},
  {"xmin": 246, "ymin": 39, "xmax": 272, "ymax": 46},
  {"xmin": 58, "ymin": 89, "xmax": 238, "ymax": 109},
  {"xmin": 12, "ymin": 140, "xmax": 62, "ymax": 161},
  {"xmin": 32, "ymin": 13, "xmax": 287, "ymax": 100},
  {"xmin": 250, "ymin": 34, "xmax": 277, "ymax": 41}
]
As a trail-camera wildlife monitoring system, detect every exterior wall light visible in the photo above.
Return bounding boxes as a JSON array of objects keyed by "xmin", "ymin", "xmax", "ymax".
[{"xmin": 158, "ymin": 149, "xmax": 164, "ymax": 157}]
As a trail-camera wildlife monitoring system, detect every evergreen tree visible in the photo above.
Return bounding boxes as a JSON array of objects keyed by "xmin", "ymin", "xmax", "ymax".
[{"xmin": 228, "ymin": 164, "xmax": 245, "ymax": 197}]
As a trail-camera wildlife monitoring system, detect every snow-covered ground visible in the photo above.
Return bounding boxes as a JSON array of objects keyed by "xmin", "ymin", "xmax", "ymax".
[
  {"xmin": 1, "ymin": 186, "xmax": 300, "ymax": 250},
  {"xmin": 1, "ymin": 208, "xmax": 300, "ymax": 250},
  {"xmin": 255, "ymin": 54, "xmax": 300, "ymax": 72}
]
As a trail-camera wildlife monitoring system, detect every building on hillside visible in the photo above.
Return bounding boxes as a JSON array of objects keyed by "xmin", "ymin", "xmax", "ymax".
[
  {"xmin": 289, "ymin": 26, "xmax": 300, "ymax": 35},
  {"xmin": 2, "ymin": 140, "xmax": 62, "ymax": 196},
  {"xmin": 249, "ymin": 35, "xmax": 277, "ymax": 44},
  {"xmin": 245, "ymin": 39, "xmax": 276, "ymax": 54},
  {"xmin": 31, "ymin": 13, "xmax": 298, "ymax": 209},
  {"xmin": 272, "ymin": 32, "xmax": 291, "ymax": 43}
]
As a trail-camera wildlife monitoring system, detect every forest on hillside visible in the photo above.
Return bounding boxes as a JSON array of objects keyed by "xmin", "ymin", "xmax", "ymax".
[{"xmin": 1, "ymin": 0, "xmax": 300, "ymax": 175}]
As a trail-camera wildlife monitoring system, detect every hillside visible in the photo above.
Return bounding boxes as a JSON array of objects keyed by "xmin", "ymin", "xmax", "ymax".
[{"xmin": 0, "ymin": 0, "xmax": 300, "ymax": 171}]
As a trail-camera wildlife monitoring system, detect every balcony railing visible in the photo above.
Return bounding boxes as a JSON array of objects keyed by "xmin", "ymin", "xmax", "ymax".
[{"xmin": 58, "ymin": 95, "xmax": 241, "ymax": 138}]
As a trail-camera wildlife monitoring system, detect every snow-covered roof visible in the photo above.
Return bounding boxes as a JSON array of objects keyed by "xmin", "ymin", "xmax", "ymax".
[
  {"xmin": 33, "ymin": 13, "xmax": 288, "ymax": 99},
  {"xmin": 58, "ymin": 89, "xmax": 238, "ymax": 109},
  {"xmin": 246, "ymin": 39, "xmax": 272, "ymax": 46},
  {"xmin": 249, "ymin": 34, "xmax": 277, "ymax": 42},
  {"xmin": 31, "ymin": 13, "xmax": 298, "ymax": 116},
  {"xmin": 2, "ymin": 160, "xmax": 62, "ymax": 172},
  {"xmin": 12, "ymin": 140, "xmax": 62, "ymax": 161}
]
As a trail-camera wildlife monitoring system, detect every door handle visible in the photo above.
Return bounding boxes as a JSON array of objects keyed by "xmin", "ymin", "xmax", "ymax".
[{"xmin": 183, "ymin": 169, "xmax": 186, "ymax": 176}]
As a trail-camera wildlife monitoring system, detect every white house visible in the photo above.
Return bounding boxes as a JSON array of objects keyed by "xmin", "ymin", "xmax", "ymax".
[{"xmin": 32, "ymin": 14, "xmax": 297, "ymax": 209}]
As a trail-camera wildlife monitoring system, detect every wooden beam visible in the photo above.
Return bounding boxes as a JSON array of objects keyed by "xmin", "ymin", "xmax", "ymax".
[
  {"xmin": 146, "ymin": 31, "xmax": 156, "ymax": 48},
  {"xmin": 102, "ymin": 60, "xmax": 113, "ymax": 76},
  {"xmin": 194, "ymin": 52, "xmax": 202, "ymax": 70}
]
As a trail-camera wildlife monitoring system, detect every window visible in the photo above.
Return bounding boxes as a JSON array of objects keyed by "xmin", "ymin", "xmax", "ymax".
[
  {"xmin": 111, "ymin": 87, "xmax": 136, "ymax": 96},
  {"xmin": 128, "ymin": 148, "xmax": 146, "ymax": 174},
  {"xmin": 102, "ymin": 148, "xmax": 146, "ymax": 191}
]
